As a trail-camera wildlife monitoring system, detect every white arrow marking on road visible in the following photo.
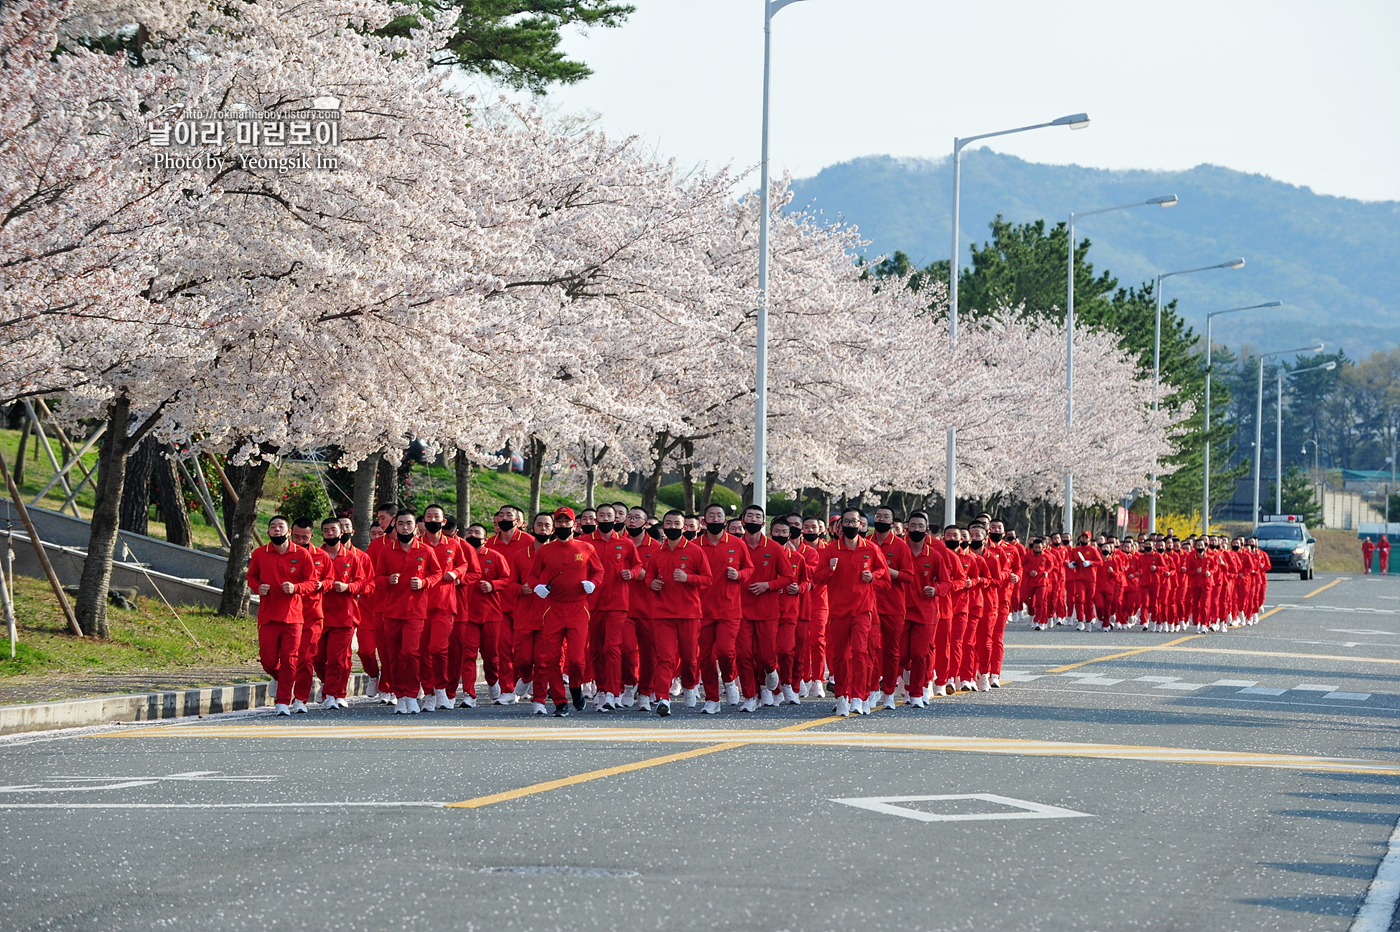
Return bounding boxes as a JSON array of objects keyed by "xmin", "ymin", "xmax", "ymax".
[
  {"xmin": 833, "ymin": 793, "xmax": 1090, "ymax": 823},
  {"xmin": 1329, "ymin": 629, "xmax": 1399, "ymax": 636},
  {"xmin": 0, "ymin": 781, "xmax": 159, "ymax": 793}
]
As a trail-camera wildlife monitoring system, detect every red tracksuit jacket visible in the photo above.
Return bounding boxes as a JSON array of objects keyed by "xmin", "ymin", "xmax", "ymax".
[
  {"xmin": 525, "ymin": 538, "xmax": 604, "ymax": 603},
  {"xmin": 873, "ymin": 532, "xmax": 915, "ymax": 619},
  {"xmin": 585, "ymin": 530, "xmax": 643, "ymax": 614},
  {"xmin": 375, "ymin": 538, "xmax": 445, "ymax": 621},
  {"xmin": 247, "ymin": 543, "xmax": 319, "ymax": 625},
  {"xmin": 466, "ymin": 545, "xmax": 511, "ymax": 625},
  {"xmin": 814, "ymin": 537, "xmax": 890, "ymax": 619},
  {"xmin": 322, "ymin": 544, "xmax": 374, "ymax": 628},
  {"xmin": 740, "ymin": 533, "xmax": 796, "ymax": 622},
  {"xmin": 644, "ymin": 538, "xmax": 713, "ymax": 620},
  {"xmin": 698, "ymin": 532, "xmax": 754, "ymax": 623}
]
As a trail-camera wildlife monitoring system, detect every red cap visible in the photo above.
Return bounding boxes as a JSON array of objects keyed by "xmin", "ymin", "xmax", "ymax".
[{"xmin": 552, "ymin": 506, "xmax": 575, "ymax": 522}]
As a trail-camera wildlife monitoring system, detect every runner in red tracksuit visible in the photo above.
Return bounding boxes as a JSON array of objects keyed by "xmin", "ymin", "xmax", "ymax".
[
  {"xmin": 1022, "ymin": 539, "xmax": 1053, "ymax": 629},
  {"xmin": 902, "ymin": 512, "xmax": 947, "ymax": 707},
  {"xmin": 419, "ymin": 504, "xmax": 479, "ymax": 710},
  {"xmin": 247, "ymin": 516, "xmax": 319, "ymax": 712},
  {"xmin": 511, "ymin": 514, "xmax": 554, "ymax": 700},
  {"xmin": 359, "ymin": 503, "xmax": 399, "ymax": 700},
  {"xmin": 798, "ymin": 517, "xmax": 829, "ymax": 697},
  {"xmin": 643, "ymin": 512, "xmax": 712, "ymax": 715},
  {"xmin": 315, "ymin": 517, "xmax": 373, "ymax": 708},
  {"xmin": 870, "ymin": 508, "xmax": 915, "ymax": 710},
  {"xmin": 289, "ymin": 518, "xmax": 334, "ymax": 711},
  {"xmin": 967, "ymin": 529, "xmax": 1002, "ymax": 690},
  {"xmin": 1067, "ymin": 533, "xmax": 1101, "ymax": 628},
  {"xmin": 585, "ymin": 508, "xmax": 643, "ymax": 712},
  {"xmin": 374, "ymin": 510, "xmax": 444, "ymax": 714},
  {"xmin": 489, "ymin": 509, "xmax": 535, "ymax": 702},
  {"xmin": 623, "ymin": 508, "xmax": 663, "ymax": 709},
  {"xmin": 698, "ymin": 505, "xmax": 754, "ymax": 713},
  {"xmin": 736, "ymin": 507, "xmax": 795, "ymax": 712},
  {"xmin": 937, "ymin": 528, "xmax": 971, "ymax": 695},
  {"xmin": 524, "ymin": 507, "xmax": 604, "ymax": 715},
  {"xmin": 954, "ymin": 530, "xmax": 991, "ymax": 689},
  {"xmin": 986, "ymin": 521, "xmax": 1020, "ymax": 685},
  {"xmin": 450, "ymin": 524, "xmax": 512, "ymax": 708},
  {"xmin": 769, "ymin": 520, "xmax": 807, "ymax": 706},
  {"xmin": 813, "ymin": 509, "xmax": 888, "ymax": 716}
]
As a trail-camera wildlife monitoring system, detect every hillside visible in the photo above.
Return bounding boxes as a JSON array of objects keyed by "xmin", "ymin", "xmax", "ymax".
[{"xmin": 788, "ymin": 151, "xmax": 1400, "ymax": 352}]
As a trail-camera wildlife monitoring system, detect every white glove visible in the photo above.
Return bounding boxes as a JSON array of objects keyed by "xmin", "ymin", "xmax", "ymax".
[
  {"xmin": 533, "ymin": 584, "xmax": 550, "ymax": 599},
  {"xmin": 581, "ymin": 580, "xmax": 596, "ymax": 594}
]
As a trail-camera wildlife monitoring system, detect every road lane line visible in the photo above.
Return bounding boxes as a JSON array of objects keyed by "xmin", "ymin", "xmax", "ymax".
[
  {"xmin": 0, "ymin": 802, "xmax": 447, "ymax": 810},
  {"xmin": 446, "ymin": 715, "xmax": 841, "ymax": 809},
  {"xmin": 1163, "ymin": 647, "xmax": 1400, "ymax": 665},
  {"xmin": 1045, "ymin": 634, "xmax": 1203, "ymax": 673},
  {"xmin": 1351, "ymin": 814, "xmax": 1400, "ymax": 932},
  {"xmin": 99, "ymin": 724, "xmax": 1400, "ymax": 776},
  {"xmin": 1304, "ymin": 577, "xmax": 1348, "ymax": 599}
]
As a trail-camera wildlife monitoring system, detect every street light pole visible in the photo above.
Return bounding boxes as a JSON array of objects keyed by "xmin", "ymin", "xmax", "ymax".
[
  {"xmin": 1276, "ymin": 361, "xmax": 1337, "ymax": 514},
  {"xmin": 1149, "ymin": 258, "xmax": 1245, "ymax": 532},
  {"xmin": 1065, "ymin": 193, "xmax": 1178, "ymax": 537},
  {"xmin": 754, "ymin": 0, "xmax": 807, "ymax": 511},
  {"xmin": 1252, "ymin": 342, "xmax": 1324, "ymax": 524},
  {"xmin": 946, "ymin": 112, "xmax": 1088, "ymax": 528},
  {"xmin": 1203, "ymin": 301, "xmax": 1281, "ymax": 533}
]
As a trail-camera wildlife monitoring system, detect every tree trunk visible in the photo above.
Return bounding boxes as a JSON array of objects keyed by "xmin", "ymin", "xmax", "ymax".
[
  {"xmin": 13, "ymin": 410, "xmax": 27, "ymax": 486},
  {"xmin": 455, "ymin": 451, "xmax": 471, "ymax": 526},
  {"xmin": 153, "ymin": 446, "xmax": 192, "ymax": 547},
  {"xmin": 700, "ymin": 469, "xmax": 719, "ymax": 512},
  {"xmin": 375, "ymin": 452, "xmax": 396, "ymax": 507},
  {"xmin": 497, "ymin": 440, "xmax": 512, "ymax": 474},
  {"xmin": 352, "ymin": 452, "xmax": 379, "ymax": 549},
  {"xmin": 217, "ymin": 458, "xmax": 271, "ymax": 618},
  {"xmin": 527, "ymin": 435, "xmax": 546, "ymax": 518},
  {"xmin": 76, "ymin": 397, "xmax": 138, "ymax": 637},
  {"xmin": 119, "ymin": 435, "xmax": 156, "ymax": 535},
  {"xmin": 742, "ymin": 481, "xmax": 755, "ymax": 509},
  {"xmin": 641, "ymin": 431, "xmax": 670, "ymax": 517},
  {"xmin": 680, "ymin": 440, "xmax": 695, "ymax": 514}
]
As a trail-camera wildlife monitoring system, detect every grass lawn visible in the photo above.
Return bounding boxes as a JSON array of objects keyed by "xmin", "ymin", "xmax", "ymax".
[{"xmin": 0, "ymin": 573, "xmax": 258, "ymax": 681}]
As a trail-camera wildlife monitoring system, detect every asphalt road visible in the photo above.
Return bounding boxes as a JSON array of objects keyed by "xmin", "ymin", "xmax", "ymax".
[{"xmin": 4, "ymin": 571, "xmax": 1400, "ymax": 932}]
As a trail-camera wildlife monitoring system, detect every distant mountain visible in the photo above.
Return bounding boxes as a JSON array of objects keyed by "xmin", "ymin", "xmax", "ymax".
[{"xmin": 788, "ymin": 151, "xmax": 1400, "ymax": 353}]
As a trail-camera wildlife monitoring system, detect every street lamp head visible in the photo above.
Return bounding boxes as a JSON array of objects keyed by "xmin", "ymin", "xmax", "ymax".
[
  {"xmin": 1261, "ymin": 301, "xmax": 1283, "ymax": 308},
  {"xmin": 1323, "ymin": 361, "xmax": 1337, "ymax": 371},
  {"xmin": 1228, "ymin": 258, "xmax": 1245, "ymax": 269},
  {"xmin": 1051, "ymin": 112, "xmax": 1091, "ymax": 130},
  {"xmin": 1148, "ymin": 194, "xmax": 1179, "ymax": 207}
]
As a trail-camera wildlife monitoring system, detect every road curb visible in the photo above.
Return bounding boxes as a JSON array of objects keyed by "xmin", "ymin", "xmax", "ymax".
[{"xmin": 0, "ymin": 673, "xmax": 372, "ymax": 736}]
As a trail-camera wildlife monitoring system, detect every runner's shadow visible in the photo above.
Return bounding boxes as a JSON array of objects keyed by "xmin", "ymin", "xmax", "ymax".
[
  {"xmin": 1260, "ymin": 860, "xmax": 1378, "ymax": 879},
  {"xmin": 1273, "ymin": 808, "xmax": 1397, "ymax": 824},
  {"xmin": 1288, "ymin": 792, "xmax": 1400, "ymax": 806},
  {"xmin": 930, "ymin": 702, "xmax": 1271, "ymax": 729},
  {"xmin": 1236, "ymin": 894, "xmax": 1360, "ymax": 916}
]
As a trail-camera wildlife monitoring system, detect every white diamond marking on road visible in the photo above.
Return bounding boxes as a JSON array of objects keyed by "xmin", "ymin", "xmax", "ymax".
[
  {"xmin": 1156, "ymin": 682, "xmax": 1208, "ymax": 691},
  {"xmin": 1323, "ymin": 691, "xmax": 1372, "ymax": 701},
  {"xmin": 1135, "ymin": 676, "xmax": 1181, "ymax": 683},
  {"xmin": 831, "ymin": 793, "xmax": 1092, "ymax": 823},
  {"xmin": 1065, "ymin": 676, "xmax": 1124, "ymax": 686},
  {"xmin": 1294, "ymin": 684, "xmax": 1341, "ymax": 692},
  {"xmin": 1212, "ymin": 680, "xmax": 1259, "ymax": 688},
  {"xmin": 1239, "ymin": 687, "xmax": 1289, "ymax": 696}
]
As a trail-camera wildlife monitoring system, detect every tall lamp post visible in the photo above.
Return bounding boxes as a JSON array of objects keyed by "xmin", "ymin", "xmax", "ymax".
[
  {"xmin": 946, "ymin": 111, "xmax": 1089, "ymax": 527},
  {"xmin": 1147, "ymin": 257, "xmax": 1246, "ymax": 532},
  {"xmin": 754, "ymin": 0, "xmax": 808, "ymax": 510},
  {"xmin": 1064, "ymin": 193, "xmax": 1178, "ymax": 537},
  {"xmin": 1276, "ymin": 361, "xmax": 1336, "ymax": 514},
  {"xmin": 1202, "ymin": 300, "xmax": 1281, "ymax": 533},
  {"xmin": 1252, "ymin": 342, "xmax": 1324, "ymax": 524}
]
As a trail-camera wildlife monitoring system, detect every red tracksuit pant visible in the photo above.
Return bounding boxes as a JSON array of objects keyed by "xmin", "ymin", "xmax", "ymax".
[
  {"xmin": 699, "ymin": 616, "xmax": 740, "ymax": 699},
  {"xmin": 293, "ymin": 616, "xmax": 324, "ymax": 702},
  {"xmin": 650, "ymin": 616, "xmax": 699, "ymax": 699},
  {"xmin": 448, "ymin": 619, "xmax": 496, "ymax": 700},
  {"xmin": 880, "ymin": 613, "xmax": 907, "ymax": 696},
  {"xmin": 357, "ymin": 611, "xmax": 388, "ymax": 690},
  {"xmin": 735, "ymin": 617, "xmax": 778, "ymax": 699},
  {"xmin": 932, "ymin": 612, "xmax": 952, "ymax": 687},
  {"xmin": 777, "ymin": 619, "xmax": 798, "ymax": 691},
  {"xmin": 419, "ymin": 610, "xmax": 454, "ymax": 692},
  {"xmin": 827, "ymin": 611, "xmax": 872, "ymax": 701},
  {"xmin": 635, "ymin": 615, "xmax": 656, "ymax": 698},
  {"xmin": 314, "ymin": 626, "xmax": 355, "ymax": 700},
  {"xmin": 383, "ymin": 616, "xmax": 424, "ymax": 699},
  {"xmin": 538, "ymin": 601, "xmax": 589, "ymax": 705},
  {"xmin": 1068, "ymin": 579, "xmax": 1094, "ymax": 623},
  {"xmin": 803, "ymin": 611, "xmax": 828, "ymax": 682},
  {"xmin": 259, "ymin": 620, "xmax": 301, "ymax": 706},
  {"xmin": 943, "ymin": 606, "xmax": 969, "ymax": 688},
  {"xmin": 599, "ymin": 609, "xmax": 638, "ymax": 696},
  {"xmin": 903, "ymin": 619, "xmax": 935, "ymax": 695}
]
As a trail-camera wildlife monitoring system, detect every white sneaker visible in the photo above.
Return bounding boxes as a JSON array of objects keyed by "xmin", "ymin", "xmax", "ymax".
[
  {"xmin": 682, "ymin": 687, "xmax": 697, "ymax": 708},
  {"xmin": 366, "ymin": 676, "xmax": 379, "ymax": 698},
  {"xmin": 725, "ymin": 679, "xmax": 742, "ymax": 705},
  {"xmin": 514, "ymin": 680, "xmax": 531, "ymax": 698},
  {"xmin": 532, "ymin": 701, "xmax": 547, "ymax": 716},
  {"xmin": 620, "ymin": 685, "xmax": 638, "ymax": 708},
  {"xmin": 759, "ymin": 687, "xmax": 776, "ymax": 707},
  {"xmin": 798, "ymin": 680, "xmax": 811, "ymax": 698},
  {"xmin": 782, "ymin": 685, "xmax": 800, "ymax": 705},
  {"xmin": 395, "ymin": 697, "xmax": 409, "ymax": 714},
  {"xmin": 834, "ymin": 696, "xmax": 851, "ymax": 717},
  {"xmin": 908, "ymin": 696, "xmax": 928, "ymax": 709},
  {"xmin": 421, "ymin": 694, "xmax": 437, "ymax": 712},
  {"xmin": 268, "ymin": 677, "xmax": 278, "ymax": 703},
  {"xmin": 434, "ymin": 688, "xmax": 451, "ymax": 710},
  {"xmin": 275, "ymin": 703, "xmax": 291, "ymax": 716},
  {"xmin": 880, "ymin": 693, "xmax": 898, "ymax": 711},
  {"xmin": 739, "ymin": 696, "xmax": 758, "ymax": 713},
  {"xmin": 582, "ymin": 681, "xmax": 597, "ymax": 699},
  {"xmin": 336, "ymin": 698, "xmax": 350, "ymax": 708},
  {"xmin": 765, "ymin": 669, "xmax": 780, "ymax": 691},
  {"xmin": 978, "ymin": 673, "xmax": 991, "ymax": 691},
  {"xmin": 851, "ymin": 698, "xmax": 867, "ymax": 715},
  {"xmin": 490, "ymin": 681, "xmax": 502, "ymax": 700},
  {"xmin": 990, "ymin": 674, "xmax": 1001, "ymax": 688},
  {"xmin": 656, "ymin": 699, "xmax": 672, "ymax": 717},
  {"xmin": 812, "ymin": 680, "xmax": 826, "ymax": 698},
  {"xmin": 868, "ymin": 690, "xmax": 883, "ymax": 707},
  {"xmin": 322, "ymin": 696, "xmax": 338, "ymax": 711},
  {"xmin": 381, "ymin": 691, "xmax": 397, "ymax": 705},
  {"xmin": 495, "ymin": 693, "xmax": 517, "ymax": 706},
  {"xmin": 639, "ymin": 695, "xmax": 653, "ymax": 712},
  {"xmin": 934, "ymin": 684, "xmax": 947, "ymax": 697},
  {"xmin": 407, "ymin": 697, "xmax": 421, "ymax": 714},
  {"xmin": 1076, "ymin": 621, "xmax": 1086, "ymax": 631},
  {"xmin": 460, "ymin": 695, "xmax": 477, "ymax": 709},
  {"xmin": 702, "ymin": 700, "xmax": 721, "ymax": 715},
  {"xmin": 291, "ymin": 699, "xmax": 308, "ymax": 714},
  {"xmin": 670, "ymin": 677, "xmax": 683, "ymax": 698},
  {"xmin": 599, "ymin": 691, "xmax": 617, "ymax": 710}
]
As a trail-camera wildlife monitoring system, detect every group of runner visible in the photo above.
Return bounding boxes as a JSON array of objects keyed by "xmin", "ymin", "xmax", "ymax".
[{"xmin": 245, "ymin": 499, "xmax": 1272, "ymax": 719}]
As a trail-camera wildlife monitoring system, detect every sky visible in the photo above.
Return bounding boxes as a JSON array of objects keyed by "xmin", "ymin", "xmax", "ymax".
[{"xmin": 493, "ymin": 0, "xmax": 1400, "ymax": 203}]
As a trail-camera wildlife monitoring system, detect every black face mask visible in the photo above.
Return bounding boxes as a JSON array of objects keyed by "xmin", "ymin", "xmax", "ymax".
[
  {"xmin": 396, "ymin": 532, "xmax": 414, "ymax": 544},
  {"xmin": 842, "ymin": 525, "xmax": 860, "ymax": 540},
  {"xmin": 554, "ymin": 527, "xmax": 573, "ymax": 541},
  {"xmin": 989, "ymin": 532, "xmax": 1003, "ymax": 542},
  {"xmin": 497, "ymin": 520, "xmax": 514, "ymax": 533},
  {"xmin": 970, "ymin": 540, "xmax": 984, "ymax": 550},
  {"xmin": 706, "ymin": 522, "xmax": 727, "ymax": 536},
  {"xmin": 907, "ymin": 530, "xmax": 926, "ymax": 543},
  {"xmin": 628, "ymin": 525, "xmax": 645, "ymax": 538},
  {"xmin": 743, "ymin": 521, "xmax": 764, "ymax": 535},
  {"xmin": 872, "ymin": 521, "xmax": 892, "ymax": 535},
  {"xmin": 322, "ymin": 536, "xmax": 340, "ymax": 549},
  {"xmin": 423, "ymin": 521, "xmax": 442, "ymax": 534},
  {"xmin": 664, "ymin": 527, "xmax": 684, "ymax": 540},
  {"xmin": 683, "ymin": 530, "xmax": 697, "ymax": 540},
  {"xmin": 466, "ymin": 537, "xmax": 483, "ymax": 550},
  {"xmin": 269, "ymin": 534, "xmax": 287, "ymax": 547},
  {"xmin": 595, "ymin": 521, "xmax": 613, "ymax": 534},
  {"xmin": 803, "ymin": 532, "xmax": 820, "ymax": 543},
  {"xmin": 647, "ymin": 526, "xmax": 663, "ymax": 541},
  {"xmin": 944, "ymin": 537, "xmax": 960, "ymax": 547},
  {"xmin": 771, "ymin": 534, "xmax": 789, "ymax": 545},
  {"xmin": 533, "ymin": 532, "xmax": 551, "ymax": 545},
  {"xmin": 579, "ymin": 524, "xmax": 597, "ymax": 536}
]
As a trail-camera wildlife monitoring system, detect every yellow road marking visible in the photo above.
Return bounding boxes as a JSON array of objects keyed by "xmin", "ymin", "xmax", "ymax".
[
  {"xmin": 1303, "ymin": 577, "xmax": 1347, "ymax": 598},
  {"xmin": 102, "ymin": 723, "xmax": 1400, "ymax": 776},
  {"xmin": 1045, "ymin": 634, "xmax": 1203, "ymax": 673},
  {"xmin": 446, "ymin": 715, "xmax": 839, "ymax": 809}
]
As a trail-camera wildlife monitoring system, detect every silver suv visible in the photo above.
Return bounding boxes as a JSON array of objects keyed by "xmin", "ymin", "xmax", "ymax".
[{"xmin": 1253, "ymin": 521, "xmax": 1316, "ymax": 580}]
